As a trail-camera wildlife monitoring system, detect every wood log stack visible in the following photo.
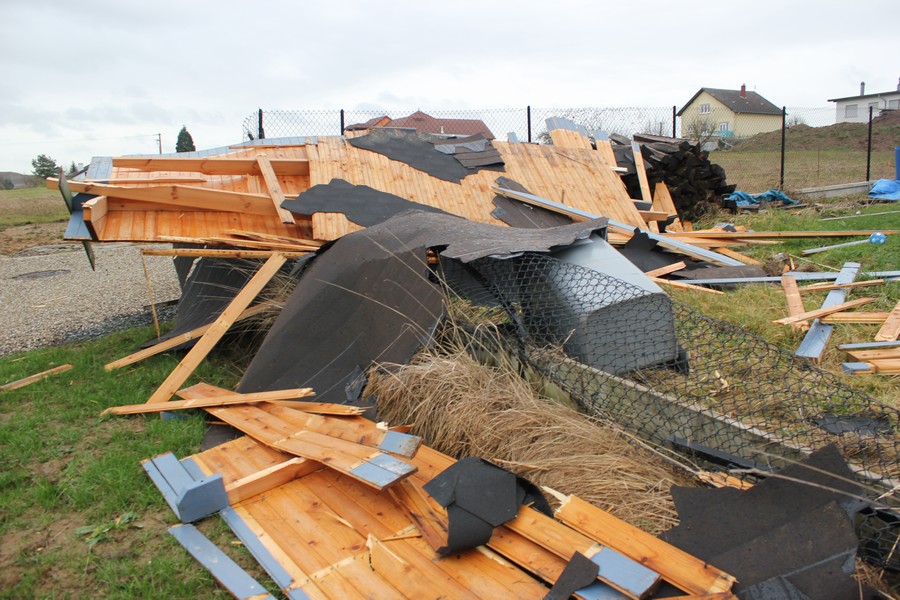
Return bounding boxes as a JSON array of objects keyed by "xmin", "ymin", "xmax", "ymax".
[{"xmin": 614, "ymin": 133, "xmax": 736, "ymax": 223}]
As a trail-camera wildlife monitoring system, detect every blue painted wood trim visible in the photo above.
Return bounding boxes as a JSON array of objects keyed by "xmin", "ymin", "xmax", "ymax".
[
  {"xmin": 169, "ymin": 524, "xmax": 275, "ymax": 600},
  {"xmin": 796, "ymin": 262, "xmax": 861, "ymax": 360}
]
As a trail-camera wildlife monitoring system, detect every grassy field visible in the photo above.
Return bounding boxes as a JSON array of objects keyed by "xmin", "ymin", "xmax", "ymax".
[
  {"xmin": 0, "ymin": 325, "xmax": 267, "ymax": 598},
  {"xmin": 0, "ymin": 187, "xmax": 69, "ymax": 229},
  {"xmin": 711, "ymin": 149, "xmax": 896, "ymax": 193}
]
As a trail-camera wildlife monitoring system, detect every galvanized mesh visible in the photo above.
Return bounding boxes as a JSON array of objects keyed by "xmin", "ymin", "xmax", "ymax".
[{"xmin": 445, "ymin": 252, "xmax": 900, "ymax": 569}]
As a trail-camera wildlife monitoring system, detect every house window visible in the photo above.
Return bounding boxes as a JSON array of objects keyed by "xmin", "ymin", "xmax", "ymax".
[
  {"xmin": 845, "ymin": 104, "xmax": 858, "ymax": 118},
  {"xmin": 889, "ymin": 99, "xmax": 900, "ymax": 109},
  {"xmin": 718, "ymin": 122, "xmax": 729, "ymax": 132},
  {"xmin": 700, "ymin": 103, "xmax": 710, "ymax": 114}
]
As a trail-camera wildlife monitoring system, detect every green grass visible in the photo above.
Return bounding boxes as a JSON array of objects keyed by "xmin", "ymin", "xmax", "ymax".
[
  {"xmin": 711, "ymin": 149, "xmax": 896, "ymax": 192},
  {"xmin": 0, "ymin": 187, "xmax": 69, "ymax": 229},
  {"xmin": 0, "ymin": 324, "xmax": 269, "ymax": 599}
]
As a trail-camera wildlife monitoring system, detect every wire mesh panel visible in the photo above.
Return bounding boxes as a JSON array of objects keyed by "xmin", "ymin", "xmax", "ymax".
[{"xmin": 455, "ymin": 252, "xmax": 900, "ymax": 569}]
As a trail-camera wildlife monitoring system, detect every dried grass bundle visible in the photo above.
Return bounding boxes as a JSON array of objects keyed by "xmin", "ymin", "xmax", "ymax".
[{"xmin": 367, "ymin": 330, "xmax": 690, "ymax": 534}]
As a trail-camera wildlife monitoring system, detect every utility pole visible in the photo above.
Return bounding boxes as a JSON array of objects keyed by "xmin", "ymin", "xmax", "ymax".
[{"xmin": 156, "ymin": 134, "xmax": 162, "ymax": 154}]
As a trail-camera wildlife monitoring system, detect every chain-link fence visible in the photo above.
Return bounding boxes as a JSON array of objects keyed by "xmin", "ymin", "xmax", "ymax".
[
  {"xmin": 243, "ymin": 105, "xmax": 897, "ymax": 194},
  {"xmin": 443, "ymin": 251, "xmax": 900, "ymax": 569}
]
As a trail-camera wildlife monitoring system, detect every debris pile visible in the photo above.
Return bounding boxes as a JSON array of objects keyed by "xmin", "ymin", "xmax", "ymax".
[{"xmin": 32, "ymin": 118, "xmax": 900, "ymax": 597}]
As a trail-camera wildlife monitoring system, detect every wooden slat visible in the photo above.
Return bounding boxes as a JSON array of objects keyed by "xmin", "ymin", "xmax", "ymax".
[
  {"xmin": 224, "ymin": 229, "xmax": 324, "ymax": 247},
  {"xmin": 0, "ymin": 364, "xmax": 72, "ymax": 392},
  {"xmin": 780, "ymin": 275, "xmax": 809, "ymax": 332},
  {"xmin": 845, "ymin": 348, "xmax": 900, "ymax": 361},
  {"xmin": 256, "ymin": 154, "xmax": 296, "ymax": 224},
  {"xmin": 113, "ymin": 156, "xmax": 311, "ymax": 176},
  {"xmin": 387, "ymin": 480, "xmax": 448, "ymax": 553},
  {"xmin": 799, "ymin": 279, "xmax": 885, "ymax": 293},
  {"xmin": 651, "ymin": 277, "xmax": 725, "ymax": 295},
  {"xmin": 644, "ymin": 261, "xmax": 686, "ymax": 278},
  {"xmin": 555, "ymin": 495, "xmax": 736, "ymax": 595},
  {"xmin": 101, "ymin": 388, "xmax": 315, "ymax": 415},
  {"xmin": 82, "ymin": 196, "xmax": 108, "ymax": 239},
  {"xmin": 653, "ymin": 182, "xmax": 683, "ymax": 232},
  {"xmin": 875, "ymin": 300, "xmax": 900, "ymax": 341},
  {"xmin": 141, "ymin": 248, "xmax": 308, "ymax": 259},
  {"xmin": 48, "ymin": 178, "xmax": 277, "ymax": 216},
  {"xmin": 145, "ymin": 253, "xmax": 287, "ymax": 403},
  {"xmin": 821, "ymin": 312, "xmax": 890, "ymax": 324},
  {"xmin": 105, "ymin": 304, "xmax": 270, "ymax": 371},
  {"xmin": 631, "ymin": 143, "xmax": 653, "ymax": 204},
  {"xmin": 774, "ymin": 297, "xmax": 876, "ymax": 326},
  {"xmin": 225, "ymin": 457, "xmax": 320, "ymax": 505},
  {"xmin": 710, "ymin": 246, "xmax": 761, "ymax": 265}
]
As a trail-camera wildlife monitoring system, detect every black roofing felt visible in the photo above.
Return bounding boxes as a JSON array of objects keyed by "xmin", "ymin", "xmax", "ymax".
[
  {"xmin": 236, "ymin": 213, "xmax": 608, "ymax": 405},
  {"xmin": 347, "ymin": 129, "xmax": 502, "ymax": 183},
  {"xmin": 281, "ymin": 178, "xmax": 450, "ymax": 226}
]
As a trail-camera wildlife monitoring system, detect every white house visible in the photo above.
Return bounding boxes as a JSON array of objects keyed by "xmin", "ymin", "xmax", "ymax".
[{"xmin": 828, "ymin": 80, "xmax": 900, "ymax": 123}]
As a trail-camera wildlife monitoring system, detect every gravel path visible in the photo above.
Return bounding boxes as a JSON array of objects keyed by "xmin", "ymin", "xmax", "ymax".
[{"xmin": 0, "ymin": 243, "xmax": 181, "ymax": 357}]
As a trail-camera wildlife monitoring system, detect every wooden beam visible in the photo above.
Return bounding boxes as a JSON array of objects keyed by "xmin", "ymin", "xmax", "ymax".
[
  {"xmin": 104, "ymin": 304, "xmax": 270, "ymax": 371},
  {"xmin": 101, "ymin": 388, "xmax": 315, "ymax": 416},
  {"xmin": 112, "ymin": 156, "xmax": 310, "ymax": 176},
  {"xmin": 773, "ymin": 297, "xmax": 876, "ymax": 326},
  {"xmin": 875, "ymin": 300, "xmax": 900, "ymax": 342},
  {"xmin": 256, "ymin": 154, "xmax": 296, "ymax": 224},
  {"xmin": 780, "ymin": 275, "xmax": 809, "ymax": 332},
  {"xmin": 645, "ymin": 261, "xmax": 687, "ymax": 278},
  {"xmin": 845, "ymin": 348, "xmax": 900, "ymax": 361},
  {"xmin": 0, "ymin": 364, "xmax": 72, "ymax": 392},
  {"xmin": 710, "ymin": 246, "xmax": 761, "ymax": 265},
  {"xmin": 653, "ymin": 182, "xmax": 683, "ymax": 232},
  {"xmin": 651, "ymin": 277, "xmax": 726, "ymax": 295},
  {"xmin": 141, "ymin": 248, "xmax": 309, "ymax": 259},
  {"xmin": 224, "ymin": 230, "xmax": 324, "ymax": 247},
  {"xmin": 225, "ymin": 457, "xmax": 319, "ymax": 505},
  {"xmin": 145, "ymin": 253, "xmax": 287, "ymax": 403},
  {"xmin": 631, "ymin": 142, "xmax": 654, "ymax": 204},
  {"xmin": 821, "ymin": 312, "xmax": 890, "ymax": 324},
  {"xmin": 81, "ymin": 195, "xmax": 108, "ymax": 239},
  {"xmin": 47, "ymin": 178, "xmax": 277, "ymax": 216},
  {"xmin": 799, "ymin": 279, "xmax": 886, "ymax": 293},
  {"xmin": 555, "ymin": 495, "xmax": 736, "ymax": 596}
]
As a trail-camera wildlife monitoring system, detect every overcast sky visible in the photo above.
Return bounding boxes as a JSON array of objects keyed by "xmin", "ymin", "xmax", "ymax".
[{"xmin": 1, "ymin": 0, "xmax": 897, "ymax": 174}]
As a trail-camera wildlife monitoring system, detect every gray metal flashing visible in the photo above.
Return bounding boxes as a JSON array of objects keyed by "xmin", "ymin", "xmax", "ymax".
[
  {"xmin": 491, "ymin": 186, "xmax": 744, "ymax": 266},
  {"xmin": 378, "ymin": 430, "xmax": 422, "ymax": 458},
  {"xmin": 795, "ymin": 263, "xmax": 860, "ymax": 360},
  {"xmin": 590, "ymin": 547, "xmax": 659, "ymax": 597},
  {"xmin": 220, "ymin": 507, "xmax": 310, "ymax": 600},
  {"xmin": 838, "ymin": 340, "xmax": 900, "ymax": 350},
  {"xmin": 842, "ymin": 362, "xmax": 873, "ymax": 374},
  {"xmin": 168, "ymin": 524, "xmax": 275, "ymax": 600}
]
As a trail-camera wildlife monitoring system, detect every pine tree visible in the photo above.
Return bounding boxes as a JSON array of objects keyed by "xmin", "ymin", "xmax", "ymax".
[
  {"xmin": 66, "ymin": 162, "xmax": 79, "ymax": 177},
  {"xmin": 175, "ymin": 126, "xmax": 196, "ymax": 153},
  {"xmin": 31, "ymin": 154, "xmax": 58, "ymax": 179}
]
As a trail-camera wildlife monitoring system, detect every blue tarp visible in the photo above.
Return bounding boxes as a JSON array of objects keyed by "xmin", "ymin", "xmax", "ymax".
[
  {"xmin": 868, "ymin": 179, "xmax": 900, "ymax": 201},
  {"xmin": 724, "ymin": 189, "xmax": 799, "ymax": 207}
]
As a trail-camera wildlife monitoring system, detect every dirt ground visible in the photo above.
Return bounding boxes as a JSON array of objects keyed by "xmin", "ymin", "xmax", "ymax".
[{"xmin": 0, "ymin": 221, "xmax": 69, "ymax": 255}]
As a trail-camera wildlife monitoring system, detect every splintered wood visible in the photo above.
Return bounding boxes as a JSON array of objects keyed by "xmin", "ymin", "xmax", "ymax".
[{"xmin": 172, "ymin": 392, "xmax": 736, "ymax": 599}]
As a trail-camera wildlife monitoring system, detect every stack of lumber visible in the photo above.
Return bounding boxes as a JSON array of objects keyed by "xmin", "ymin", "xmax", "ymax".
[
  {"xmin": 624, "ymin": 134, "xmax": 736, "ymax": 223},
  {"xmin": 136, "ymin": 382, "xmax": 737, "ymax": 599}
]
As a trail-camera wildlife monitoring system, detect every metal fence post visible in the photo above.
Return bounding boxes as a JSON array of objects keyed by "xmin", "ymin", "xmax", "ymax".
[
  {"xmin": 672, "ymin": 106, "xmax": 677, "ymax": 138},
  {"xmin": 779, "ymin": 107, "xmax": 786, "ymax": 190},
  {"xmin": 527, "ymin": 106, "xmax": 532, "ymax": 143},
  {"xmin": 257, "ymin": 109, "xmax": 265, "ymax": 140},
  {"xmin": 866, "ymin": 105, "xmax": 873, "ymax": 181},
  {"xmin": 340, "ymin": 109, "xmax": 345, "ymax": 135}
]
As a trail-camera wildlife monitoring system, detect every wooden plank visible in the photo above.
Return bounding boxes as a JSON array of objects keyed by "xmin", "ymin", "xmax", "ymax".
[
  {"xmin": 644, "ymin": 262, "xmax": 686, "ymax": 278},
  {"xmin": 145, "ymin": 253, "xmax": 287, "ymax": 403},
  {"xmin": 256, "ymin": 154, "xmax": 296, "ymax": 224},
  {"xmin": 0, "ymin": 364, "xmax": 72, "ymax": 392},
  {"xmin": 168, "ymin": 524, "xmax": 276, "ymax": 600},
  {"xmin": 82, "ymin": 195, "xmax": 108, "ymax": 239},
  {"xmin": 845, "ymin": 348, "xmax": 900, "ymax": 361},
  {"xmin": 200, "ymin": 237, "xmax": 318, "ymax": 252},
  {"xmin": 225, "ymin": 457, "xmax": 320, "ymax": 505},
  {"xmin": 867, "ymin": 358, "xmax": 900, "ymax": 374},
  {"xmin": 710, "ymin": 246, "xmax": 761, "ymax": 265},
  {"xmin": 780, "ymin": 275, "xmax": 809, "ymax": 332},
  {"xmin": 631, "ymin": 142, "xmax": 653, "ymax": 204},
  {"xmin": 555, "ymin": 495, "xmax": 736, "ymax": 595},
  {"xmin": 821, "ymin": 312, "xmax": 890, "ymax": 324},
  {"xmin": 651, "ymin": 277, "xmax": 726, "ymax": 295},
  {"xmin": 141, "ymin": 248, "xmax": 309, "ymax": 259},
  {"xmin": 104, "ymin": 304, "xmax": 270, "ymax": 371},
  {"xmin": 113, "ymin": 156, "xmax": 311, "ymax": 176},
  {"xmin": 367, "ymin": 535, "xmax": 479, "ymax": 599},
  {"xmin": 653, "ymin": 182, "xmax": 683, "ymax": 232},
  {"xmin": 387, "ymin": 480, "xmax": 448, "ymax": 553},
  {"xmin": 799, "ymin": 279, "xmax": 886, "ymax": 293},
  {"xmin": 224, "ymin": 229, "xmax": 324, "ymax": 247},
  {"xmin": 875, "ymin": 300, "xmax": 900, "ymax": 341},
  {"xmin": 47, "ymin": 178, "xmax": 277, "ymax": 216},
  {"xmin": 659, "ymin": 230, "xmax": 900, "ymax": 239},
  {"xmin": 774, "ymin": 297, "xmax": 876, "ymax": 325},
  {"xmin": 101, "ymin": 388, "xmax": 315, "ymax": 415},
  {"xmin": 638, "ymin": 210, "xmax": 671, "ymax": 222}
]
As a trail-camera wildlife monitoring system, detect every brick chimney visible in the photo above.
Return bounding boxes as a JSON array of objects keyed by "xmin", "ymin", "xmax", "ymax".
[{"xmin": 740, "ymin": 84, "xmax": 746, "ymax": 98}]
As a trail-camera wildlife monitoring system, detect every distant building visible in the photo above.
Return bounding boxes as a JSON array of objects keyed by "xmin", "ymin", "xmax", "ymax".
[
  {"xmin": 345, "ymin": 110, "xmax": 494, "ymax": 139},
  {"xmin": 828, "ymin": 80, "xmax": 900, "ymax": 123},
  {"xmin": 677, "ymin": 85, "xmax": 782, "ymax": 141}
]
